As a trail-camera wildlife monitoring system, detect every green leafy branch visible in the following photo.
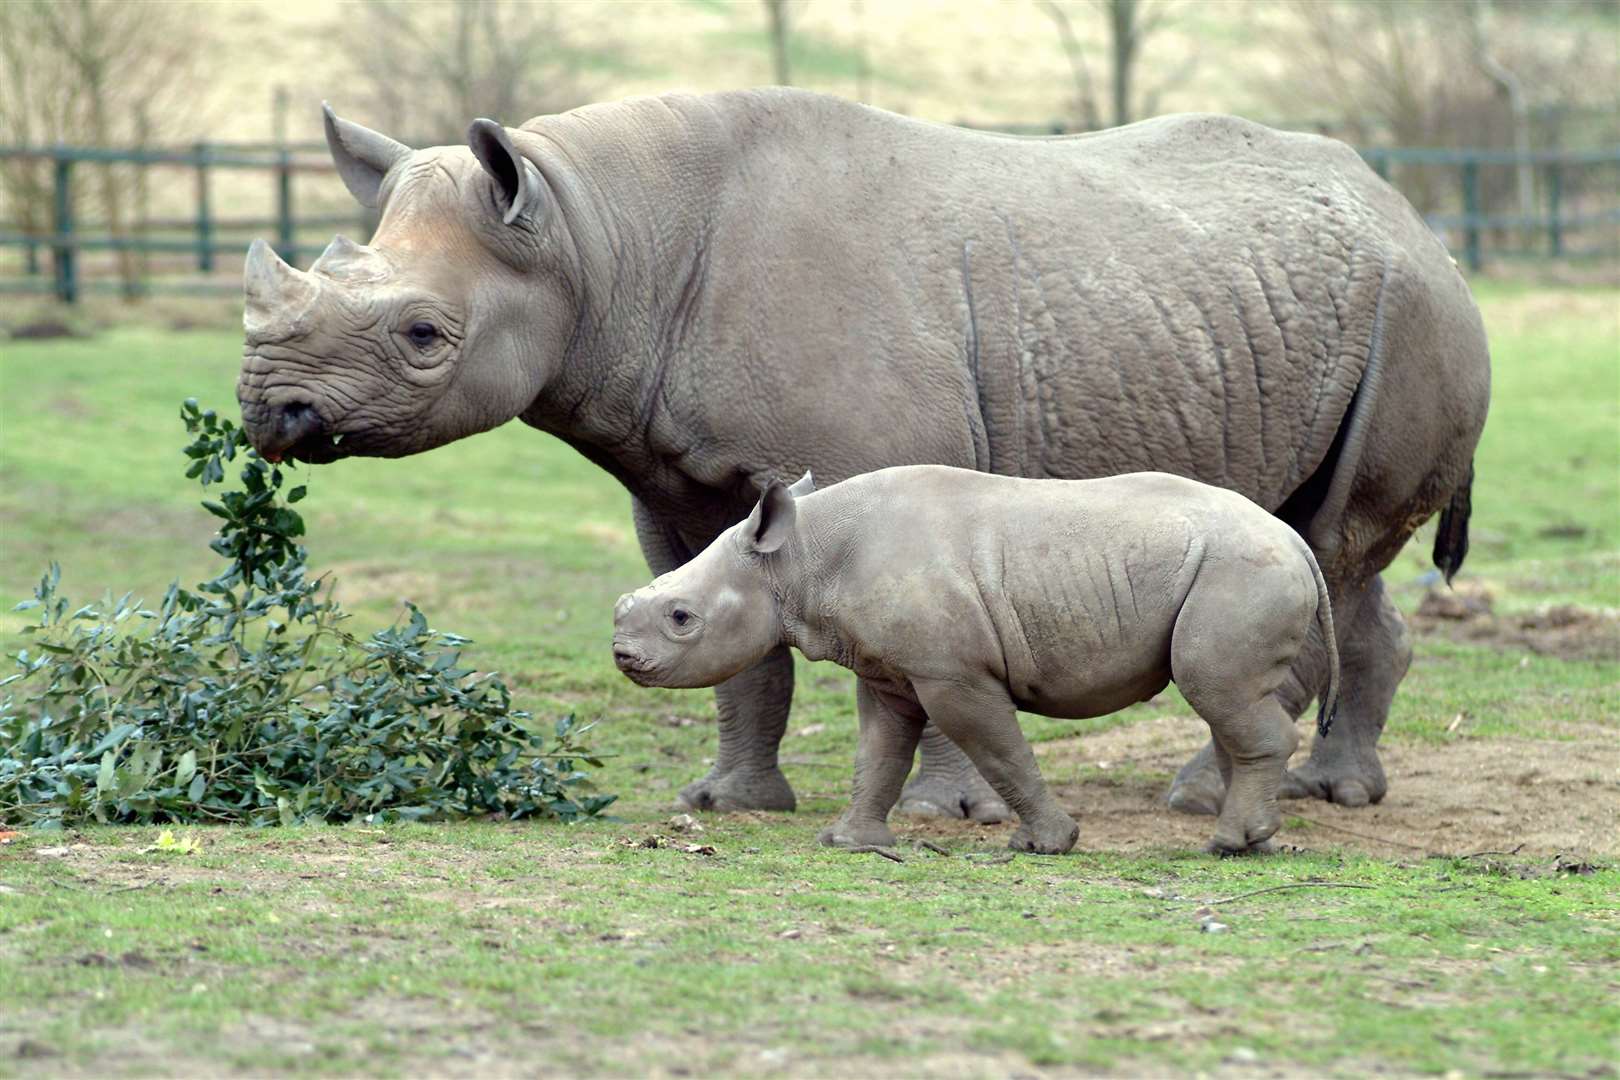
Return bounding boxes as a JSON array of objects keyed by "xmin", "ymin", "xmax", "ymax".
[{"xmin": 0, "ymin": 400, "xmax": 615, "ymax": 829}]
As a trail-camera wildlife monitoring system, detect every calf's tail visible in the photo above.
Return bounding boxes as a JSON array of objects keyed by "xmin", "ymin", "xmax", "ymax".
[
  {"xmin": 1433, "ymin": 462, "xmax": 1475, "ymax": 585},
  {"xmin": 1305, "ymin": 546, "xmax": 1340, "ymax": 740}
]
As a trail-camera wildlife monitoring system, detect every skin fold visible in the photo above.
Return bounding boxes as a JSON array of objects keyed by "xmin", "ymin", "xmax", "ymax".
[
  {"xmin": 613, "ymin": 468, "xmax": 1341, "ymax": 855},
  {"xmin": 236, "ymin": 87, "xmax": 1489, "ymax": 821}
]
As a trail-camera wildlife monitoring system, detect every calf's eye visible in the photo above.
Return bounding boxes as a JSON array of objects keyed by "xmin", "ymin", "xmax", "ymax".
[
  {"xmin": 407, "ymin": 321, "xmax": 439, "ymax": 348},
  {"xmin": 671, "ymin": 609, "xmax": 690, "ymax": 628}
]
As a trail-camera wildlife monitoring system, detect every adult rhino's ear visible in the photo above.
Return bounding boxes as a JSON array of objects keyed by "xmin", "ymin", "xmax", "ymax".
[
  {"xmin": 743, "ymin": 480, "xmax": 798, "ymax": 555},
  {"xmin": 786, "ymin": 470, "xmax": 815, "ymax": 497},
  {"xmin": 468, "ymin": 118, "xmax": 542, "ymax": 225},
  {"xmin": 323, "ymin": 103, "xmax": 410, "ymax": 208}
]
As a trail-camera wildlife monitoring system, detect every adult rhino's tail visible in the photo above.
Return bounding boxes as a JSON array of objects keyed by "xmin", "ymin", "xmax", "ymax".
[
  {"xmin": 1433, "ymin": 462, "xmax": 1474, "ymax": 585},
  {"xmin": 1304, "ymin": 545, "xmax": 1340, "ymax": 740}
]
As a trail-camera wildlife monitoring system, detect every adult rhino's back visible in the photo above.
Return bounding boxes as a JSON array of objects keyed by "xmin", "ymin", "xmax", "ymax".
[{"xmin": 670, "ymin": 93, "xmax": 1476, "ymax": 516}]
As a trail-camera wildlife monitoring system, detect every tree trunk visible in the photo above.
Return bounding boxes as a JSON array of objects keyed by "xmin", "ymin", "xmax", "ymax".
[
  {"xmin": 764, "ymin": 0, "xmax": 791, "ymax": 86},
  {"xmin": 1110, "ymin": 0, "xmax": 1136, "ymax": 128}
]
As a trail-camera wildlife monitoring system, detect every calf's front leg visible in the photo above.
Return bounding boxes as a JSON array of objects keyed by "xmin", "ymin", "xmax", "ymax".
[
  {"xmin": 820, "ymin": 679, "xmax": 926, "ymax": 849},
  {"xmin": 913, "ymin": 679, "xmax": 1079, "ymax": 855}
]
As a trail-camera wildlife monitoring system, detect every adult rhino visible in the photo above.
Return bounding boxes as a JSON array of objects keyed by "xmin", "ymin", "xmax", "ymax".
[{"xmin": 238, "ymin": 88, "xmax": 1489, "ymax": 821}]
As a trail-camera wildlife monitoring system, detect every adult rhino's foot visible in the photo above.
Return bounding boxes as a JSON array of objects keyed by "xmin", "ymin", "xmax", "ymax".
[
  {"xmin": 896, "ymin": 724, "xmax": 1015, "ymax": 823},
  {"xmin": 1166, "ymin": 741, "xmax": 1224, "ymax": 816},
  {"xmin": 818, "ymin": 818, "xmax": 897, "ymax": 849},
  {"xmin": 896, "ymin": 772, "xmax": 1013, "ymax": 823},
  {"xmin": 677, "ymin": 766, "xmax": 797, "ymax": 813},
  {"xmin": 1280, "ymin": 753, "xmax": 1388, "ymax": 808}
]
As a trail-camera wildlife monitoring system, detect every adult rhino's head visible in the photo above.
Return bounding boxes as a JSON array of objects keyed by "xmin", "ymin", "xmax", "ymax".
[{"xmin": 238, "ymin": 105, "xmax": 576, "ymax": 463}]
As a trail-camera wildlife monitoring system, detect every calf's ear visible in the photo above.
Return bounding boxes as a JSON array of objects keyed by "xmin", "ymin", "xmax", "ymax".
[
  {"xmin": 786, "ymin": 470, "xmax": 816, "ymax": 497},
  {"xmin": 468, "ymin": 119, "xmax": 542, "ymax": 225},
  {"xmin": 743, "ymin": 480, "xmax": 798, "ymax": 554},
  {"xmin": 323, "ymin": 104, "xmax": 410, "ymax": 208}
]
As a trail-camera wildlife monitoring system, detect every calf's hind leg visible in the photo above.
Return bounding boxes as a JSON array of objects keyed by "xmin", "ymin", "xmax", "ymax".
[{"xmin": 1172, "ymin": 580, "xmax": 1307, "ymax": 854}]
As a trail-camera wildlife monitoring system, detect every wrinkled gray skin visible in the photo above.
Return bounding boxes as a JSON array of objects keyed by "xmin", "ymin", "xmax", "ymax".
[
  {"xmin": 237, "ymin": 88, "xmax": 1489, "ymax": 822},
  {"xmin": 614, "ymin": 467, "xmax": 1341, "ymax": 855}
]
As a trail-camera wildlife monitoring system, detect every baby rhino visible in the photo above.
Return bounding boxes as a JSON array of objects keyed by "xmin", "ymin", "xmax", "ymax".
[{"xmin": 613, "ymin": 466, "xmax": 1338, "ymax": 855}]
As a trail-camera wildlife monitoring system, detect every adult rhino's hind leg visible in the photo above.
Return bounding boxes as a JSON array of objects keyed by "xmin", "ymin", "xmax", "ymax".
[
  {"xmin": 896, "ymin": 723, "xmax": 1014, "ymax": 824},
  {"xmin": 632, "ymin": 498, "xmax": 797, "ymax": 813},
  {"xmin": 1280, "ymin": 575, "xmax": 1407, "ymax": 807}
]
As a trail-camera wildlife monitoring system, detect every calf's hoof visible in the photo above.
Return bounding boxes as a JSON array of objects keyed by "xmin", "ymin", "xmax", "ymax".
[
  {"xmin": 897, "ymin": 774, "xmax": 1014, "ymax": 824},
  {"xmin": 677, "ymin": 766, "xmax": 797, "ymax": 813},
  {"xmin": 1205, "ymin": 837, "xmax": 1278, "ymax": 857},
  {"xmin": 818, "ymin": 820, "xmax": 898, "ymax": 849},
  {"xmin": 1007, "ymin": 817, "xmax": 1080, "ymax": 855}
]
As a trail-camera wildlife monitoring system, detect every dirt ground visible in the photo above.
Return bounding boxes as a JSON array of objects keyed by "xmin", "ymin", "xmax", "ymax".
[{"xmin": 893, "ymin": 717, "xmax": 1618, "ymax": 861}]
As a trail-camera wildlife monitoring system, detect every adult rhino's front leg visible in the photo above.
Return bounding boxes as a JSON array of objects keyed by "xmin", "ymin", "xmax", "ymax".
[
  {"xmin": 631, "ymin": 498, "xmax": 797, "ymax": 812},
  {"xmin": 896, "ymin": 723, "xmax": 1014, "ymax": 824},
  {"xmin": 678, "ymin": 646, "xmax": 799, "ymax": 812}
]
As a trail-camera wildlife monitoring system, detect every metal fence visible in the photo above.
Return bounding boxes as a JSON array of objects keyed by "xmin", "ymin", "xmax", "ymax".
[
  {"xmin": 1, "ymin": 139, "xmax": 1615, "ymax": 304},
  {"xmin": 0, "ymin": 142, "xmax": 371, "ymax": 303}
]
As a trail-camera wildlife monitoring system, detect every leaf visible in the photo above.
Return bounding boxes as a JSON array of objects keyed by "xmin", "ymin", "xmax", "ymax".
[
  {"xmin": 96, "ymin": 751, "xmax": 116, "ymax": 796},
  {"xmin": 151, "ymin": 829, "xmax": 200, "ymax": 854},
  {"xmin": 175, "ymin": 749, "xmax": 197, "ymax": 788}
]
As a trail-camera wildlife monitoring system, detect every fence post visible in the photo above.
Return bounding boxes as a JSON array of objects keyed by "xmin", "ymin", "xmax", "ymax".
[
  {"xmin": 195, "ymin": 142, "xmax": 214, "ymax": 273},
  {"xmin": 1545, "ymin": 161, "xmax": 1563, "ymax": 257},
  {"xmin": 1460, "ymin": 158, "xmax": 1482, "ymax": 272},
  {"xmin": 276, "ymin": 148, "xmax": 295, "ymax": 265},
  {"xmin": 52, "ymin": 154, "xmax": 77, "ymax": 304}
]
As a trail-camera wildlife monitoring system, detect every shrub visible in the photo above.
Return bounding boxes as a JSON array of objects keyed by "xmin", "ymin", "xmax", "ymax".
[{"xmin": 0, "ymin": 401, "xmax": 615, "ymax": 829}]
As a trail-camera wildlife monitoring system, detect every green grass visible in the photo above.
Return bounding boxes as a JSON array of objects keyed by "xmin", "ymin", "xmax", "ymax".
[{"xmin": 0, "ymin": 282, "xmax": 1617, "ymax": 1075}]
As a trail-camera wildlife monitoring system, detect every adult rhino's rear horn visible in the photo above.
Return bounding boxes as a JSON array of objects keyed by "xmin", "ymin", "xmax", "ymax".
[
  {"xmin": 323, "ymin": 103, "xmax": 411, "ymax": 208},
  {"xmin": 243, "ymin": 239, "xmax": 320, "ymax": 339}
]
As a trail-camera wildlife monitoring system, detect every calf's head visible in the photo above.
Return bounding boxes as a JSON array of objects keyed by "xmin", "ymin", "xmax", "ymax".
[
  {"xmin": 613, "ymin": 476, "xmax": 813, "ymax": 689},
  {"xmin": 238, "ymin": 106, "xmax": 576, "ymax": 463}
]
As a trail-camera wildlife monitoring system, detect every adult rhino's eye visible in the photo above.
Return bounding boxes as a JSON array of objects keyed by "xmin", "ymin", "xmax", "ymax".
[{"xmin": 407, "ymin": 321, "xmax": 439, "ymax": 348}]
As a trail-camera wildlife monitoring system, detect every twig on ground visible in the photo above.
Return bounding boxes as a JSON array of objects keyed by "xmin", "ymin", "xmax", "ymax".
[
  {"xmin": 1458, "ymin": 844, "xmax": 1526, "ymax": 859},
  {"xmin": 1196, "ymin": 881, "xmax": 1377, "ymax": 905},
  {"xmin": 1291, "ymin": 814, "xmax": 1428, "ymax": 851},
  {"xmin": 915, "ymin": 839, "xmax": 950, "ymax": 857},
  {"xmin": 967, "ymin": 852, "xmax": 1016, "ymax": 865},
  {"xmin": 846, "ymin": 845, "xmax": 905, "ymax": 863}
]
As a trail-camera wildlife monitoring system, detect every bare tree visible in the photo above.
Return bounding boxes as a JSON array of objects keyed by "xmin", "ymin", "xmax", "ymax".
[
  {"xmin": 1258, "ymin": 0, "xmax": 1618, "ymax": 219},
  {"xmin": 1471, "ymin": 0, "xmax": 1534, "ymax": 218},
  {"xmin": 764, "ymin": 0, "xmax": 793, "ymax": 86},
  {"xmin": 331, "ymin": 1, "xmax": 605, "ymax": 141},
  {"xmin": 1036, "ymin": 0, "xmax": 1185, "ymax": 130},
  {"xmin": 0, "ymin": 0, "xmax": 215, "ymax": 297},
  {"xmin": 1037, "ymin": 0, "xmax": 1103, "ymax": 130}
]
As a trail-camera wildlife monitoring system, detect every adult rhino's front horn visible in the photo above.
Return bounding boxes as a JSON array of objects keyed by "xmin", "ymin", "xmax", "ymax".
[{"xmin": 242, "ymin": 239, "xmax": 321, "ymax": 341}]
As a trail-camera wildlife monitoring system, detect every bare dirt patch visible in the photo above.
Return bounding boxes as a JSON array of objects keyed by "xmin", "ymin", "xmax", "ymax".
[
  {"xmin": 892, "ymin": 715, "xmax": 1620, "ymax": 860},
  {"xmin": 1412, "ymin": 586, "xmax": 1620, "ymax": 662}
]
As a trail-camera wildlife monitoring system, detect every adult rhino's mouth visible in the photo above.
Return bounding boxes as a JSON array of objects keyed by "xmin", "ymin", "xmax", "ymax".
[{"xmin": 245, "ymin": 399, "xmax": 348, "ymax": 465}]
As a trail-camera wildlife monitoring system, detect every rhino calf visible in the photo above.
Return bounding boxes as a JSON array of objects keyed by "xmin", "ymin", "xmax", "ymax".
[{"xmin": 613, "ymin": 466, "xmax": 1339, "ymax": 855}]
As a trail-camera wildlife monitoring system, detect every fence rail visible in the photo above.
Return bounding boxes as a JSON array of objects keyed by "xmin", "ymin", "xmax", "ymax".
[
  {"xmin": 0, "ymin": 141, "xmax": 371, "ymax": 303},
  {"xmin": 1, "ymin": 139, "xmax": 1616, "ymax": 304}
]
